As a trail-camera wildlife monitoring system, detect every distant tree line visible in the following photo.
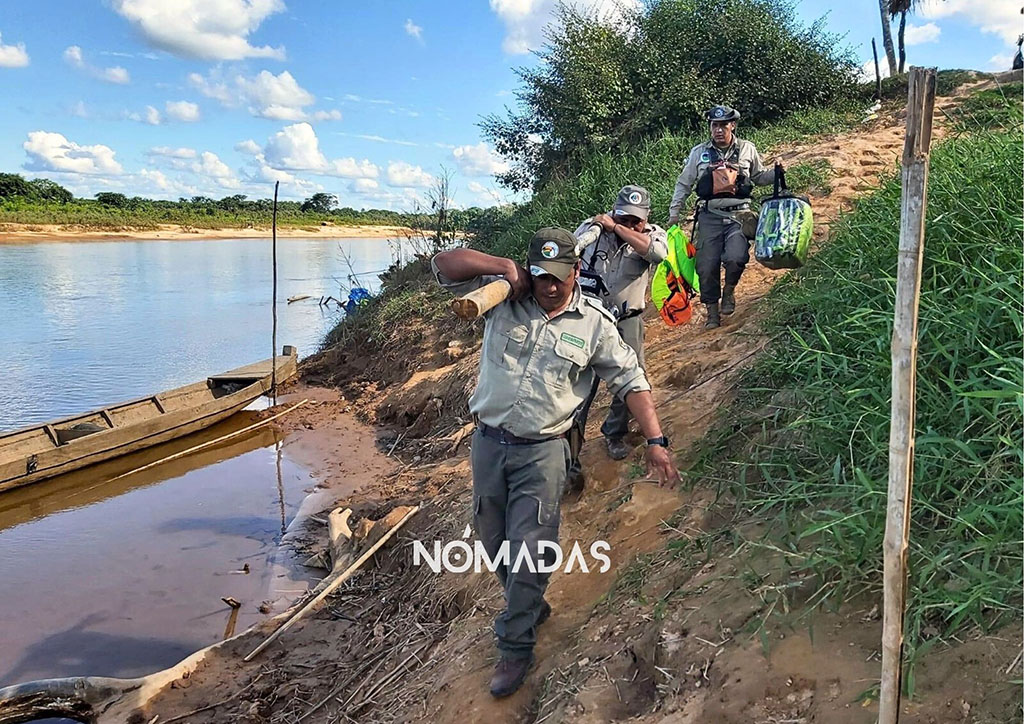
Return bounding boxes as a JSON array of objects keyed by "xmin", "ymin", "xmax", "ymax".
[{"xmin": 0, "ymin": 172, "xmax": 496, "ymax": 231}]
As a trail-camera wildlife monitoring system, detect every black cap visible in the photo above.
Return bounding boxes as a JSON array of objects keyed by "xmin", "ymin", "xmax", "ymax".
[
  {"xmin": 707, "ymin": 105, "xmax": 740, "ymax": 122},
  {"xmin": 527, "ymin": 227, "xmax": 578, "ymax": 281}
]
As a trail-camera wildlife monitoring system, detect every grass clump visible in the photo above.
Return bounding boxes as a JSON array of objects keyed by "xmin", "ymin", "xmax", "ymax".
[{"xmin": 701, "ymin": 89, "xmax": 1022, "ymax": 676}]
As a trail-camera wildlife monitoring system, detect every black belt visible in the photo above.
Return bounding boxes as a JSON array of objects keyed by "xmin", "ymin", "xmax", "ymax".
[{"xmin": 477, "ymin": 422, "xmax": 565, "ymax": 446}]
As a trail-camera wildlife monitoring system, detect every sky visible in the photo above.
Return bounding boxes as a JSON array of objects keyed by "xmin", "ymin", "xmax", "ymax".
[{"xmin": 0, "ymin": 0, "xmax": 1019, "ymax": 210}]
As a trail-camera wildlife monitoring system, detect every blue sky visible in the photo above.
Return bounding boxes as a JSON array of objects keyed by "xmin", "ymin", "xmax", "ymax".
[{"xmin": 0, "ymin": 0, "xmax": 1018, "ymax": 209}]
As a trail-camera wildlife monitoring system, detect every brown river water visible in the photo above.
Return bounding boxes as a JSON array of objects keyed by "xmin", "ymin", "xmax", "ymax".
[{"xmin": 0, "ymin": 237, "xmax": 402, "ymax": 697}]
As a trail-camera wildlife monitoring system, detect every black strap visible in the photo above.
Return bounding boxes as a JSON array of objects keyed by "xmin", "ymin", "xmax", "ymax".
[{"xmin": 773, "ymin": 162, "xmax": 787, "ymax": 198}]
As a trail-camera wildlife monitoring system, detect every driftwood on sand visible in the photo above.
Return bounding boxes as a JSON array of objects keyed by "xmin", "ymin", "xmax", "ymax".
[{"xmin": 0, "ymin": 504, "xmax": 419, "ymax": 724}]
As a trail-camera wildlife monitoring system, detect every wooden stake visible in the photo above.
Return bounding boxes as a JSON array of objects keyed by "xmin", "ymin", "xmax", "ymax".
[
  {"xmin": 451, "ymin": 279, "xmax": 511, "ymax": 319},
  {"xmin": 872, "ymin": 38, "xmax": 882, "ymax": 101},
  {"xmin": 879, "ymin": 65, "xmax": 936, "ymax": 724},
  {"xmin": 108, "ymin": 399, "xmax": 309, "ymax": 481},
  {"xmin": 243, "ymin": 505, "xmax": 420, "ymax": 661},
  {"xmin": 271, "ymin": 180, "xmax": 280, "ymax": 403}
]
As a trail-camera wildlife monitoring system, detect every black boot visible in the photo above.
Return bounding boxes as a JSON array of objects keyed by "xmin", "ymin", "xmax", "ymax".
[
  {"xmin": 490, "ymin": 653, "xmax": 534, "ymax": 697},
  {"xmin": 721, "ymin": 284, "xmax": 736, "ymax": 315},
  {"xmin": 705, "ymin": 302, "xmax": 721, "ymax": 329}
]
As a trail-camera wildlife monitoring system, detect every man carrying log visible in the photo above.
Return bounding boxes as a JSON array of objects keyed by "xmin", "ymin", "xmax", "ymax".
[
  {"xmin": 569, "ymin": 185, "xmax": 668, "ymax": 478},
  {"xmin": 432, "ymin": 229, "xmax": 679, "ymax": 698}
]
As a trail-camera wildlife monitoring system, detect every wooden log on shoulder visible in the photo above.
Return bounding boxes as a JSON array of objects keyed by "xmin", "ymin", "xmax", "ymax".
[{"xmin": 451, "ymin": 280, "xmax": 511, "ymax": 320}]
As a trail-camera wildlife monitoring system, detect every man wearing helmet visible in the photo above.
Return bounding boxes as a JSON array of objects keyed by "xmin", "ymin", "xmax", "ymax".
[{"xmin": 667, "ymin": 105, "xmax": 778, "ymax": 329}]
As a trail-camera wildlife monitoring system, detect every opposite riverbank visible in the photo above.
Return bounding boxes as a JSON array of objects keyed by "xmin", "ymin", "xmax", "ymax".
[{"xmin": 0, "ymin": 222, "xmax": 413, "ymax": 243}]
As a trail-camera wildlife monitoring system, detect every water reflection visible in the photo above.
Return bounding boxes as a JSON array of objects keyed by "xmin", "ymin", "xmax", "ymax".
[
  {"xmin": 0, "ymin": 413, "xmax": 317, "ymax": 687},
  {"xmin": 0, "ymin": 237, "xmax": 409, "ymax": 430}
]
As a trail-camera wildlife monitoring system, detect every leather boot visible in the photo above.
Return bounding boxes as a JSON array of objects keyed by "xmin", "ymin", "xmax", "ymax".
[
  {"xmin": 605, "ymin": 437, "xmax": 629, "ymax": 460},
  {"xmin": 721, "ymin": 284, "xmax": 736, "ymax": 315},
  {"xmin": 490, "ymin": 653, "xmax": 534, "ymax": 697},
  {"xmin": 705, "ymin": 302, "xmax": 721, "ymax": 329}
]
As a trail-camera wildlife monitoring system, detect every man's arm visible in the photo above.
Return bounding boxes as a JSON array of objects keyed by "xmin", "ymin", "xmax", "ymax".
[
  {"xmin": 590, "ymin": 214, "xmax": 657, "ymax": 258},
  {"xmin": 624, "ymin": 390, "xmax": 680, "ymax": 487},
  {"xmin": 748, "ymin": 144, "xmax": 777, "ymax": 186},
  {"xmin": 432, "ymin": 248, "xmax": 530, "ymax": 299},
  {"xmin": 668, "ymin": 150, "xmax": 699, "ymax": 225}
]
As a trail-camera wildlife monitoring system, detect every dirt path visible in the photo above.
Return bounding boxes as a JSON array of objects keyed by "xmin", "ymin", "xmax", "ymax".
[{"xmin": 141, "ymin": 84, "xmax": 1019, "ymax": 724}]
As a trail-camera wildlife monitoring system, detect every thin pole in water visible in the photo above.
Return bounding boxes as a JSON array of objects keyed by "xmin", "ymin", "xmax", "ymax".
[
  {"xmin": 271, "ymin": 180, "xmax": 279, "ymax": 403},
  {"xmin": 879, "ymin": 65, "xmax": 935, "ymax": 724}
]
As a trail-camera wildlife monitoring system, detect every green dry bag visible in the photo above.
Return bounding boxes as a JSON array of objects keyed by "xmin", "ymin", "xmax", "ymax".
[
  {"xmin": 755, "ymin": 164, "xmax": 813, "ymax": 270},
  {"xmin": 651, "ymin": 225, "xmax": 699, "ymax": 326}
]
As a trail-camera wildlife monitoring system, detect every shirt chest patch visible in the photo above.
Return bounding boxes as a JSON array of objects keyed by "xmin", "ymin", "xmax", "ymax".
[{"xmin": 560, "ymin": 332, "xmax": 585, "ymax": 349}]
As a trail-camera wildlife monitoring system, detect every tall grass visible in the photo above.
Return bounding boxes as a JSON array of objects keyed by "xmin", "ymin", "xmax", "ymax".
[{"xmin": 704, "ymin": 86, "xmax": 1023, "ymax": 680}]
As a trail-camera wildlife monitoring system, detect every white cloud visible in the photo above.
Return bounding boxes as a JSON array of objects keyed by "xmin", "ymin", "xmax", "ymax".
[
  {"xmin": 262, "ymin": 122, "xmax": 379, "ymax": 178},
  {"xmin": 110, "ymin": 0, "xmax": 286, "ymax": 61},
  {"xmin": 144, "ymin": 105, "xmax": 162, "ymax": 124},
  {"xmin": 70, "ymin": 101, "xmax": 89, "ymax": 118},
  {"xmin": 386, "ymin": 161, "xmax": 434, "ymax": 188},
  {"xmin": 165, "ymin": 100, "xmax": 200, "ymax": 122},
  {"xmin": 489, "ymin": 0, "xmax": 640, "ymax": 54},
  {"xmin": 337, "ymin": 132, "xmax": 417, "ymax": 147},
  {"xmin": 23, "ymin": 131, "xmax": 123, "ymax": 175},
  {"xmin": 192, "ymin": 151, "xmax": 240, "ymax": 188},
  {"xmin": 149, "ymin": 146, "xmax": 197, "ymax": 159},
  {"xmin": 0, "ymin": 32, "xmax": 29, "ymax": 67},
  {"xmin": 234, "ymin": 139, "xmax": 262, "ymax": 155},
  {"xmin": 988, "ymin": 53, "xmax": 1015, "ymax": 70},
  {"xmin": 64, "ymin": 45, "xmax": 130, "ymax": 84},
  {"xmin": 452, "ymin": 142, "xmax": 510, "ymax": 177},
  {"xmin": 351, "ymin": 178, "xmax": 379, "ymax": 193},
  {"xmin": 904, "ymin": 22, "xmax": 941, "ymax": 45},
  {"xmin": 404, "ymin": 18, "xmax": 423, "ymax": 42},
  {"xmin": 342, "ymin": 93, "xmax": 393, "ymax": 105},
  {"xmin": 189, "ymin": 69, "xmax": 339, "ymax": 121},
  {"xmin": 467, "ymin": 180, "xmax": 504, "ymax": 206},
  {"xmin": 918, "ymin": 0, "xmax": 1021, "ymax": 46},
  {"xmin": 858, "ymin": 59, "xmax": 891, "ymax": 83}
]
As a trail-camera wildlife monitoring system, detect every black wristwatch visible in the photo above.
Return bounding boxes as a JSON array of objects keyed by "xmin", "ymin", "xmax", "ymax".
[{"xmin": 646, "ymin": 436, "xmax": 669, "ymax": 448}]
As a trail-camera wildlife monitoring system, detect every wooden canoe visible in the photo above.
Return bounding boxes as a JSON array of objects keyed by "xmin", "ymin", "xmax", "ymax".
[{"xmin": 0, "ymin": 347, "xmax": 298, "ymax": 493}]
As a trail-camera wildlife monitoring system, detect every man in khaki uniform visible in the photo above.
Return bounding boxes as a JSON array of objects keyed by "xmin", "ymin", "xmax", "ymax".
[
  {"xmin": 668, "ymin": 105, "xmax": 777, "ymax": 328},
  {"xmin": 571, "ymin": 185, "xmax": 668, "ymax": 471},
  {"xmin": 432, "ymin": 228, "xmax": 679, "ymax": 698}
]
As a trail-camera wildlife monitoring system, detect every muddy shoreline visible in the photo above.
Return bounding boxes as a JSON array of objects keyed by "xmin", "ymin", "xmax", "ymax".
[{"xmin": 0, "ymin": 222, "xmax": 413, "ymax": 243}]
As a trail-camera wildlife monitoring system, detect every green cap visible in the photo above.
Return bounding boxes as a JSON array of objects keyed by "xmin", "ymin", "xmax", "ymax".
[
  {"xmin": 613, "ymin": 184, "xmax": 650, "ymax": 221},
  {"xmin": 527, "ymin": 227, "xmax": 578, "ymax": 281}
]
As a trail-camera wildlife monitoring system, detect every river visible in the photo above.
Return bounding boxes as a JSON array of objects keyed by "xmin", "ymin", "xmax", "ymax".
[{"xmin": 0, "ymin": 236, "xmax": 405, "ymax": 692}]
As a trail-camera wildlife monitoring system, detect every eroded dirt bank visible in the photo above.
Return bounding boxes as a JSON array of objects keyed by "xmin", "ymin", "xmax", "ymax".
[{"xmin": 137, "ymin": 83, "xmax": 1021, "ymax": 724}]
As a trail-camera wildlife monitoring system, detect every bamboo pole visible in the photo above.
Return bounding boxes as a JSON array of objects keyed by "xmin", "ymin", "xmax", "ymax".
[
  {"xmin": 879, "ymin": 66, "xmax": 936, "ymax": 724},
  {"xmin": 243, "ymin": 505, "xmax": 420, "ymax": 661},
  {"xmin": 271, "ymin": 181, "xmax": 280, "ymax": 403}
]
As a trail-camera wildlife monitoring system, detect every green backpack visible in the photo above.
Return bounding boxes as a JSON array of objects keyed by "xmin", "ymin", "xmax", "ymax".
[{"xmin": 754, "ymin": 164, "xmax": 813, "ymax": 270}]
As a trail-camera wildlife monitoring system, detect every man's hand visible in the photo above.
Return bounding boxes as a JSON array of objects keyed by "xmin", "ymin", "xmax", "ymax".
[
  {"xmin": 667, "ymin": 215, "xmax": 679, "ymax": 227},
  {"xmin": 645, "ymin": 444, "xmax": 681, "ymax": 488},
  {"xmin": 592, "ymin": 213, "xmax": 617, "ymax": 232},
  {"xmin": 501, "ymin": 258, "xmax": 531, "ymax": 300}
]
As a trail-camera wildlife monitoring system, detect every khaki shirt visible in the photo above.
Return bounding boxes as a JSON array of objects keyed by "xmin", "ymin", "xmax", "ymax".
[
  {"xmin": 573, "ymin": 220, "xmax": 668, "ymax": 317},
  {"xmin": 432, "ymin": 260, "xmax": 651, "ymax": 439},
  {"xmin": 668, "ymin": 138, "xmax": 776, "ymax": 220}
]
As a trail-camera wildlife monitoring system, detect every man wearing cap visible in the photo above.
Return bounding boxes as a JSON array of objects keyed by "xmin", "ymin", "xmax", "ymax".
[
  {"xmin": 569, "ymin": 185, "xmax": 668, "ymax": 471},
  {"xmin": 668, "ymin": 105, "xmax": 777, "ymax": 329},
  {"xmin": 432, "ymin": 228, "xmax": 679, "ymax": 698}
]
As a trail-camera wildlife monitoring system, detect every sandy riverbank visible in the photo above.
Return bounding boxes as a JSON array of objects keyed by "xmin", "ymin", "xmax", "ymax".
[{"xmin": 0, "ymin": 222, "xmax": 415, "ymax": 243}]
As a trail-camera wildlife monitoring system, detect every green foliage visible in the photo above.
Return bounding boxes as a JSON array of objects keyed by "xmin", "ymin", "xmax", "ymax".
[
  {"xmin": 0, "ymin": 172, "xmax": 37, "ymax": 200},
  {"xmin": 0, "ymin": 173, "xmax": 73, "ymax": 204},
  {"xmin": 476, "ymin": 105, "xmax": 857, "ymax": 263},
  {"xmin": 301, "ymin": 192, "xmax": 338, "ymax": 214},
  {"xmin": 95, "ymin": 192, "xmax": 130, "ymax": 208},
  {"xmin": 482, "ymin": 0, "xmax": 859, "ymax": 191},
  {"xmin": 702, "ymin": 92, "xmax": 1023, "ymax": 673}
]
